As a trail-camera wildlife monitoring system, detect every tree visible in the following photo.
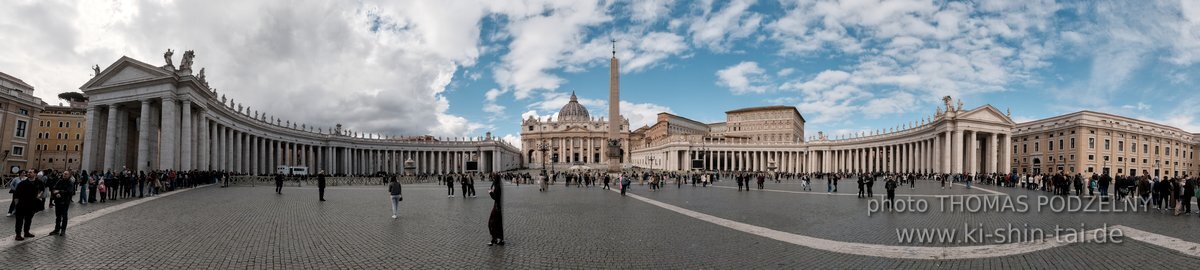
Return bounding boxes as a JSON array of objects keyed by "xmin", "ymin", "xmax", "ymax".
[{"xmin": 57, "ymin": 91, "xmax": 88, "ymax": 102}]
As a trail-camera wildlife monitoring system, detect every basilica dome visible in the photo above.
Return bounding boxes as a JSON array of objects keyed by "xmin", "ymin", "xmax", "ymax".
[{"xmin": 557, "ymin": 91, "xmax": 590, "ymax": 122}]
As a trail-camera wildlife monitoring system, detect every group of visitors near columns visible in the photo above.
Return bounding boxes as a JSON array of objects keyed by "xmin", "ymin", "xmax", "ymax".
[
  {"xmin": 1016, "ymin": 171, "xmax": 1198, "ymax": 216},
  {"xmin": 6, "ymin": 169, "xmax": 218, "ymax": 241}
]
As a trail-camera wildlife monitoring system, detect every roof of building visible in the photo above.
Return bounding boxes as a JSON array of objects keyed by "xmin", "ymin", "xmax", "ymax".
[
  {"xmin": 657, "ymin": 112, "xmax": 708, "ymax": 128},
  {"xmin": 557, "ymin": 91, "xmax": 591, "ymax": 122},
  {"xmin": 725, "ymin": 105, "xmax": 805, "ymax": 122},
  {"xmin": 1015, "ymin": 110, "xmax": 1198, "ymax": 136},
  {"xmin": 0, "ymin": 71, "xmax": 35, "ymax": 91}
]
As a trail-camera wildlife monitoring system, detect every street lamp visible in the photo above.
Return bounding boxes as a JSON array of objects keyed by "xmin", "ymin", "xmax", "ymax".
[
  {"xmin": 537, "ymin": 141, "xmax": 551, "ymax": 177},
  {"xmin": 647, "ymin": 156, "xmax": 657, "ymax": 171}
]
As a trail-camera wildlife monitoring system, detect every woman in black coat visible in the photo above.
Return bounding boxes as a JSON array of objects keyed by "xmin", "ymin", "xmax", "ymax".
[{"xmin": 487, "ymin": 179, "xmax": 504, "ymax": 246}]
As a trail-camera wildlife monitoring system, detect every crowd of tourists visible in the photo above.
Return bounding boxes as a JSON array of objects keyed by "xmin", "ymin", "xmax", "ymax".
[{"xmin": 6, "ymin": 168, "xmax": 222, "ymax": 241}]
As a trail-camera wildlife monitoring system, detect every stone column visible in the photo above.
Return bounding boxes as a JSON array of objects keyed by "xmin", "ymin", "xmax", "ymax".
[
  {"xmin": 133, "ymin": 101, "xmax": 150, "ymax": 171},
  {"xmin": 952, "ymin": 130, "xmax": 962, "ymax": 174},
  {"xmin": 1001, "ymin": 134, "xmax": 1012, "ymax": 174},
  {"xmin": 81, "ymin": 105, "xmax": 99, "ymax": 171},
  {"xmin": 102, "ymin": 104, "xmax": 121, "ymax": 171},
  {"xmin": 198, "ymin": 116, "xmax": 208, "ymax": 170},
  {"xmin": 933, "ymin": 135, "xmax": 941, "ymax": 173},
  {"xmin": 179, "ymin": 100, "xmax": 193, "ymax": 171},
  {"xmin": 159, "ymin": 97, "xmax": 178, "ymax": 170},
  {"xmin": 988, "ymin": 133, "xmax": 998, "ymax": 173},
  {"xmin": 966, "ymin": 130, "xmax": 977, "ymax": 174}
]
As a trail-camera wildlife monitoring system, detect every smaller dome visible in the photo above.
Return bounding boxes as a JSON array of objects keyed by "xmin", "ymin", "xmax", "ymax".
[{"xmin": 557, "ymin": 91, "xmax": 590, "ymax": 122}]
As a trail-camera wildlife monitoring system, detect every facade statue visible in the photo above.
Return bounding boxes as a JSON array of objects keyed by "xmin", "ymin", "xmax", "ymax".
[
  {"xmin": 956, "ymin": 100, "xmax": 964, "ymax": 111},
  {"xmin": 942, "ymin": 96, "xmax": 953, "ymax": 112},
  {"xmin": 164, "ymin": 49, "xmax": 174, "ymax": 67},
  {"xmin": 1007, "ymin": 108, "xmax": 1012, "ymax": 117},
  {"xmin": 179, "ymin": 50, "xmax": 195, "ymax": 70},
  {"xmin": 197, "ymin": 68, "xmax": 206, "ymax": 84},
  {"xmin": 92, "ymin": 65, "xmax": 100, "ymax": 77},
  {"xmin": 335, "ymin": 124, "xmax": 343, "ymax": 135}
]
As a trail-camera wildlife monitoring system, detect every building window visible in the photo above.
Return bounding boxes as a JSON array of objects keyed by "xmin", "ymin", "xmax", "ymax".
[
  {"xmin": 1058, "ymin": 140, "xmax": 1063, "ymax": 151},
  {"xmin": 1049, "ymin": 142, "xmax": 1054, "ymax": 151},
  {"xmin": 18, "ymin": 109, "xmax": 28, "ymax": 115},
  {"xmin": 1088, "ymin": 155, "xmax": 1094, "ymax": 160},
  {"xmin": 1118, "ymin": 141, "xmax": 1123, "ymax": 151},
  {"xmin": 11, "ymin": 146, "xmax": 23, "ymax": 156},
  {"xmin": 14, "ymin": 120, "xmax": 27, "ymax": 138},
  {"xmin": 1104, "ymin": 139, "xmax": 1110, "ymax": 150},
  {"xmin": 1089, "ymin": 138, "xmax": 1095, "ymax": 149},
  {"xmin": 1034, "ymin": 142, "xmax": 1039, "ymax": 152},
  {"xmin": 1144, "ymin": 144, "xmax": 1148, "ymax": 153}
]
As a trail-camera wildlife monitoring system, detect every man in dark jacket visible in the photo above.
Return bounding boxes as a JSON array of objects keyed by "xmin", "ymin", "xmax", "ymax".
[
  {"xmin": 885, "ymin": 177, "xmax": 898, "ymax": 210},
  {"xmin": 49, "ymin": 171, "xmax": 76, "ymax": 236},
  {"xmin": 12, "ymin": 171, "xmax": 41, "ymax": 241},
  {"xmin": 275, "ymin": 174, "xmax": 284, "ymax": 194},
  {"xmin": 317, "ymin": 171, "xmax": 327, "ymax": 201}
]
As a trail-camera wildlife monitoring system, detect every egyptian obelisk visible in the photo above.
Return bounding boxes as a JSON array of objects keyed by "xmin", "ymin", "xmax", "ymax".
[{"xmin": 607, "ymin": 40, "xmax": 622, "ymax": 173}]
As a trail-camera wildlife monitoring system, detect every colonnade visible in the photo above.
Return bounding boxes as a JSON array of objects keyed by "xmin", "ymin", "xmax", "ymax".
[
  {"xmin": 630, "ymin": 128, "xmax": 1012, "ymax": 175},
  {"xmin": 80, "ymin": 56, "xmax": 521, "ymax": 175}
]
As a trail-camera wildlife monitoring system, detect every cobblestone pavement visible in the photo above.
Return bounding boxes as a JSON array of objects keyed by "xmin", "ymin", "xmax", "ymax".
[{"xmin": 0, "ymin": 181, "xmax": 1197, "ymax": 269}]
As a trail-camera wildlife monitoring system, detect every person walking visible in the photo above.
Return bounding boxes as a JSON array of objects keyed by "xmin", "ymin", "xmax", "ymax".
[
  {"xmin": 885, "ymin": 177, "xmax": 898, "ymax": 210},
  {"xmin": 275, "ymin": 174, "xmax": 284, "ymax": 194},
  {"xmin": 620, "ymin": 174, "xmax": 631, "ymax": 196},
  {"xmin": 388, "ymin": 176, "xmax": 402, "ymax": 219},
  {"xmin": 446, "ymin": 174, "xmax": 456, "ymax": 198},
  {"xmin": 486, "ymin": 178, "xmax": 504, "ymax": 246},
  {"xmin": 857, "ymin": 176, "xmax": 865, "ymax": 198},
  {"xmin": 78, "ymin": 170, "xmax": 89, "ymax": 205},
  {"xmin": 49, "ymin": 171, "xmax": 75, "ymax": 236},
  {"xmin": 866, "ymin": 175, "xmax": 875, "ymax": 198},
  {"xmin": 468, "ymin": 174, "xmax": 477, "ymax": 198},
  {"xmin": 317, "ymin": 171, "xmax": 327, "ymax": 201}
]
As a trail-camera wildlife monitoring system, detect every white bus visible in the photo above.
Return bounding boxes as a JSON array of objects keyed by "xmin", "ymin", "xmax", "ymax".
[{"xmin": 277, "ymin": 166, "xmax": 309, "ymax": 176}]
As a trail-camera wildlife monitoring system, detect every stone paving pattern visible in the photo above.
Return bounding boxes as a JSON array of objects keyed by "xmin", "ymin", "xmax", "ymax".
[{"xmin": 0, "ymin": 179, "xmax": 1197, "ymax": 269}]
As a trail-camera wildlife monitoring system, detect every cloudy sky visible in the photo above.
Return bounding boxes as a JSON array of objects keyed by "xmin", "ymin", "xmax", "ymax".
[{"xmin": 2, "ymin": 0, "xmax": 1198, "ymax": 147}]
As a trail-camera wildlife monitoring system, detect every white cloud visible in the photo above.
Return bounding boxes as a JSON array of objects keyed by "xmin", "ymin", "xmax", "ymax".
[
  {"xmin": 501, "ymin": 133, "xmax": 522, "ymax": 149},
  {"xmin": 620, "ymin": 100, "xmax": 671, "ymax": 129},
  {"xmin": 492, "ymin": 0, "xmax": 611, "ymax": 99},
  {"xmin": 687, "ymin": 0, "xmax": 763, "ymax": 51},
  {"xmin": 629, "ymin": 0, "xmax": 675, "ymax": 22},
  {"xmin": 776, "ymin": 68, "xmax": 795, "ymax": 77},
  {"xmin": 0, "ymin": 0, "xmax": 498, "ymax": 138},
  {"xmin": 716, "ymin": 61, "xmax": 769, "ymax": 94},
  {"xmin": 1121, "ymin": 102, "xmax": 1151, "ymax": 111},
  {"xmin": 766, "ymin": 0, "xmax": 1062, "ymax": 123}
]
